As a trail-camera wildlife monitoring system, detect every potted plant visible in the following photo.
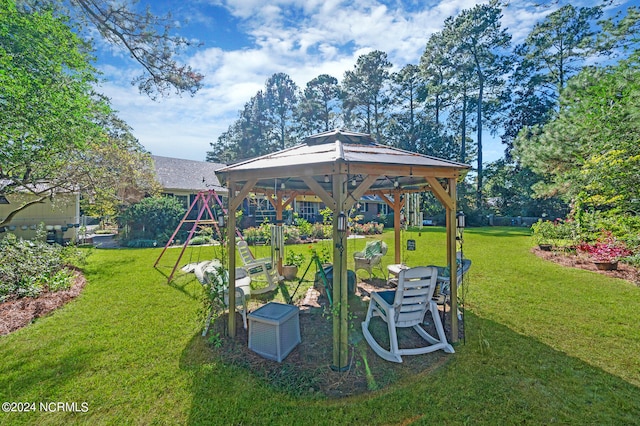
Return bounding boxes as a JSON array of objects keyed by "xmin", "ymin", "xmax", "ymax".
[
  {"xmin": 283, "ymin": 251, "xmax": 305, "ymax": 280},
  {"xmin": 577, "ymin": 231, "xmax": 631, "ymax": 270},
  {"xmin": 531, "ymin": 219, "xmax": 556, "ymax": 250}
]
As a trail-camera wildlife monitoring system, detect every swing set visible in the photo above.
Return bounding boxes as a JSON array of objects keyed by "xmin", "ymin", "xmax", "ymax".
[{"xmin": 154, "ymin": 189, "xmax": 242, "ymax": 283}]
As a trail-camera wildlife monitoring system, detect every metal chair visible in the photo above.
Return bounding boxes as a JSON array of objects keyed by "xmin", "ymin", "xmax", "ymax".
[
  {"xmin": 433, "ymin": 258, "xmax": 472, "ymax": 322},
  {"xmin": 353, "ymin": 240, "xmax": 388, "ymax": 279}
]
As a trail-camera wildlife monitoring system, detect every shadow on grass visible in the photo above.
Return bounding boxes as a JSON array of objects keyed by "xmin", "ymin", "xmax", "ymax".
[
  {"xmin": 179, "ymin": 311, "xmax": 640, "ymax": 425},
  {"xmin": 0, "ymin": 345, "xmax": 93, "ymax": 402}
]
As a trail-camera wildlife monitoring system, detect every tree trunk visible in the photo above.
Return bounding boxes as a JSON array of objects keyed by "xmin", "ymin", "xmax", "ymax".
[{"xmin": 476, "ymin": 78, "xmax": 484, "ymax": 208}]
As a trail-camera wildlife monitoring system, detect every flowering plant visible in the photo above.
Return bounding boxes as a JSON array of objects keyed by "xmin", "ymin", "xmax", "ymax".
[
  {"xmin": 577, "ymin": 231, "xmax": 631, "ymax": 263},
  {"xmin": 308, "ymin": 245, "xmax": 331, "ymax": 264}
]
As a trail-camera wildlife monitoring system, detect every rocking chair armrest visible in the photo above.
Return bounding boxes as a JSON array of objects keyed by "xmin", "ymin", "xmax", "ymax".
[{"xmin": 252, "ymin": 257, "xmax": 273, "ymax": 266}]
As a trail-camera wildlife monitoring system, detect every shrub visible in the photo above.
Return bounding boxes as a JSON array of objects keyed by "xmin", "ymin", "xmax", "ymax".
[
  {"xmin": 0, "ymin": 232, "xmax": 87, "ymax": 302},
  {"xmin": 310, "ymin": 223, "xmax": 332, "ymax": 239},
  {"xmin": 531, "ymin": 220, "xmax": 556, "ymax": 246},
  {"xmin": 351, "ymin": 221, "xmax": 384, "ymax": 235},
  {"xmin": 283, "ymin": 226, "xmax": 300, "ymax": 244},
  {"xmin": 119, "ymin": 196, "xmax": 185, "ymax": 245},
  {"xmin": 126, "ymin": 239, "xmax": 157, "ymax": 248},
  {"xmin": 295, "ymin": 217, "xmax": 313, "ymax": 237},
  {"xmin": 242, "ymin": 224, "xmax": 271, "ymax": 244},
  {"xmin": 188, "ymin": 235, "xmax": 215, "ymax": 246}
]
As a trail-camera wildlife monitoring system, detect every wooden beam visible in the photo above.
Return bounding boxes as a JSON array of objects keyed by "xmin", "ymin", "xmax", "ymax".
[
  {"xmin": 372, "ymin": 191, "xmax": 393, "ymax": 209},
  {"xmin": 393, "ymin": 189, "xmax": 402, "ymax": 264},
  {"xmin": 275, "ymin": 192, "xmax": 284, "ymax": 273},
  {"xmin": 332, "ymin": 175, "xmax": 349, "ymax": 371},
  {"xmin": 447, "ymin": 177, "xmax": 458, "ymax": 343},
  {"xmin": 344, "ymin": 163, "xmax": 463, "ymax": 178},
  {"xmin": 227, "ymin": 182, "xmax": 237, "ymax": 339},
  {"xmin": 302, "ymin": 176, "xmax": 337, "ymax": 210},
  {"xmin": 224, "ymin": 163, "xmax": 338, "ymax": 182},
  {"xmin": 344, "ymin": 174, "xmax": 379, "ymax": 211},
  {"xmin": 282, "ymin": 191, "xmax": 298, "ymax": 209},
  {"xmin": 229, "ymin": 178, "xmax": 257, "ymax": 211},
  {"xmin": 372, "ymin": 190, "xmax": 405, "ymax": 211},
  {"xmin": 426, "ymin": 176, "xmax": 454, "ymax": 211}
]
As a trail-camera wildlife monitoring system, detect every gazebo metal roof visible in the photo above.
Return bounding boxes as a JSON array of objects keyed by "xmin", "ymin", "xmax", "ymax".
[
  {"xmin": 218, "ymin": 129, "xmax": 468, "ymax": 194},
  {"xmin": 217, "ymin": 129, "xmax": 470, "ymax": 371}
]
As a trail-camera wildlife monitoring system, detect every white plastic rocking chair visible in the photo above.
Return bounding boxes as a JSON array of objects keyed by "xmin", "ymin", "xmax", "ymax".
[
  {"xmin": 193, "ymin": 260, "xmax": 250, "ymax": 332},
  {"xmin": 361, "ymin": 266, "xmax": 454, "ymax": 363},
  {"xmin": 237, "ymin": 240, "xmax": 283, "ymax": 294}
]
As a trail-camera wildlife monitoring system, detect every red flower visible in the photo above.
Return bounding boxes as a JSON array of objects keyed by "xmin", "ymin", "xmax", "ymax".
[{"xmin": 578, "ymin": 231, "xmax": 631, "ymax": 263}]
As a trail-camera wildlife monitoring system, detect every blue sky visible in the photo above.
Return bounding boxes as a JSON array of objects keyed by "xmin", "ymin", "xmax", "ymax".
[{"xmin": 95, "ymin": 0, "xmax": 637, "ymax": 164}]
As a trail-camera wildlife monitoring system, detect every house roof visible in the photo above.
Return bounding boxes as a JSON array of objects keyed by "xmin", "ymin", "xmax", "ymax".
[{"xmin": 152, "ymin": 155, "xmax": 226, "ymax": 194}]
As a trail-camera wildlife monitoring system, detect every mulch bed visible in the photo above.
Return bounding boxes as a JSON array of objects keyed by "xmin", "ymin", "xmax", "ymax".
[
  {"xmin": 0, "ymin": 271, "xmax": 86, "ymax": 336},
  {"xmin": 532, "ymin": 247, "xmax": 640, "ymax": 286}
]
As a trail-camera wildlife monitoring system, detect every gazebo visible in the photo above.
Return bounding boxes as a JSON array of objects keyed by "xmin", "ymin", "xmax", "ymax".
[{"xmin": 216, "ymin": 129, "xmax": 469, "ymax": 371}]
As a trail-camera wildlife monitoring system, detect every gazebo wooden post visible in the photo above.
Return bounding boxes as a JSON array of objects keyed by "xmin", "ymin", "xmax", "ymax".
[
  {"xmin": 447, "ymin": 177, "xmax": 459, "ymax": 342},
  {"xmin": 393, "ymin": 188, "xmax": 403, "ymax": 264},
  {"xmin": 227, "ymin": 181, "xmax": 238, "ymax": 338},
  {"xmin": 275, "ymin": 192, "xmax": 284, "ymax": 274},
  {"xmin": 332, "ymin": 173, "xmax": 349, "ymax": 371}
]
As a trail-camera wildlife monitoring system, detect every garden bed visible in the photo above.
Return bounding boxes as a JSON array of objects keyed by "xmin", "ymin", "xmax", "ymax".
[
  {"xmin": 0, "ymin": 271, "xmax": 86, "ymax": 335},
  {"xmin": 532, "ymin": 247, "xmax": 640, "ymax": 285}
]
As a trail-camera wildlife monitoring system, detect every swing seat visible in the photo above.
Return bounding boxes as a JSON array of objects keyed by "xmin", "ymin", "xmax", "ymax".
[{"xmin": 237, "ymin": 241, "xmax": 283, "ymax": 294}]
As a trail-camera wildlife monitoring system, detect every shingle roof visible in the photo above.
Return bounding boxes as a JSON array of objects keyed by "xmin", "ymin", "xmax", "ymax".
[{"xmin": 152, "ymin": 155, "xmax": 226, "ymax": 193}]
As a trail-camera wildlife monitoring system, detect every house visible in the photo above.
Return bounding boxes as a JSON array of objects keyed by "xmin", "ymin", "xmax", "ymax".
[
  {"xmin": 0, "ymin": 156, "xmax": 227, "ymax": 243},
  {"xmin": 0, "ymin": 186, "xmax": 80, "ymax": 244}
]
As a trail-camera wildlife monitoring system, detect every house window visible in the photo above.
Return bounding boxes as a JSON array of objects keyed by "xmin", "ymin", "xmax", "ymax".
[
  {"xmin": 299, "ymin": 201, "xmax": 319, "ymax": 221},
  {"xmin": 379, "ymin": 203, "xmax": 391, "ymax": 215}
]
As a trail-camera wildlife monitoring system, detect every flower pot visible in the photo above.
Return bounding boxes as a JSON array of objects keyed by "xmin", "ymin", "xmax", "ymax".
[
  {"xmin": 283, "ymin": 265, "xmax": 298, "ymax": 280},
  {"xmin": 538, "ymin": 244, "xmax": 553, "ymax": 251},
  {"xmin": 594, "ymin": 261, "xmax": 618, "ymax": 271}
]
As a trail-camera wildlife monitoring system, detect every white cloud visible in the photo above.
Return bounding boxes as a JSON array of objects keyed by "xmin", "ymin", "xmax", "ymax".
[{"xmin": 98, "ymin": 0, "xmax": 624, "ymax": 164}]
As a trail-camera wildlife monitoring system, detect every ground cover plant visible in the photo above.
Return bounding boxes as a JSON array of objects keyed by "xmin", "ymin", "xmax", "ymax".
[
  {"xmin": 0, "ymin": 232, "xmax": 86, "ymax": 302},
  {"xmin": 0, "ymin": 227, "xmax": 639, "ymax": 424}
]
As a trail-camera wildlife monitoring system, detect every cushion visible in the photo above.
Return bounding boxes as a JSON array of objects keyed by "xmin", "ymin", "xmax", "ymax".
[
  {"xmin": 364, "ymin": 241, "xmax": 382, "ymax": 259},
  {"xmin": 377, "ymin": 290, "xmax": 396, "ymax": 305},
  {"xmin": 438, "ymin": 259, "xmax": 462, "ymax": 278}
]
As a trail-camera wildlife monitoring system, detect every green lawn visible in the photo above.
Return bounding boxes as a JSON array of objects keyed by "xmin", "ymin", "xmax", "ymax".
[{"xmin": 1, "ymin": 227, "xmax": 639, "ymax": 424}]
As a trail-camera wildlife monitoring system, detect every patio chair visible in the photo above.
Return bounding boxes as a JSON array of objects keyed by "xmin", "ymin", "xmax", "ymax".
[
  {"xmin": 237, "ymin": 240, "xmax": 283, "ymax": 294},
  {"xmin": 361, "ymin": 266, "xmax": 454, "ymax": 363},
  {"xmin": 432, "ymin": 256, "xmax": 472, "ymax": 322},
  {"xmin": 193, "ymin": 260, "xmax": 251, "ymax": 330},
  {"xmin": 353, "ymin": 240, "xmax": 387, "ymax": 279}
]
